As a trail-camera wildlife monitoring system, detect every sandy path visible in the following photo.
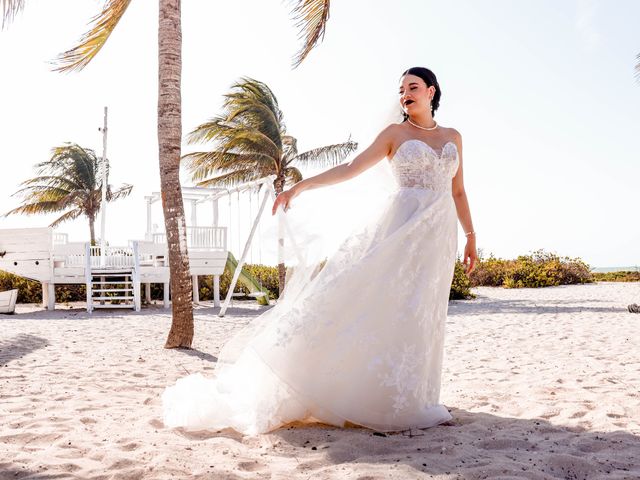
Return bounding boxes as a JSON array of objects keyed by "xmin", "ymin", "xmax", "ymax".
[{"xmin": 1, "ymin": 282, "xmax": 638, "ymax": 479}]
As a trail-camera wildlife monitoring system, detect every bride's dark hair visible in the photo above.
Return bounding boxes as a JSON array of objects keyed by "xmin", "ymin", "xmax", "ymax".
[{"xmin": 401, "ymin": 67, "xmax": 441, "ymax": 119}]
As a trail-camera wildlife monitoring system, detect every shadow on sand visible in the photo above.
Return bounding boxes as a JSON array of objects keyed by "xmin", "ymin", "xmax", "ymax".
[
  {"xmin": 170, "ymin": 407, "xmax": 638, "ymax": 479},
  {"xmin": 0, "ymin": 333, "xmax": 49, "ymax": 366}
]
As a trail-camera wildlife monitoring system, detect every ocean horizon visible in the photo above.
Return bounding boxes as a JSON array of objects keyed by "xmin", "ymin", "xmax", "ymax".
[{"xmin": 592, "ymin": 266, "xmax": 640, "ymax": 273}]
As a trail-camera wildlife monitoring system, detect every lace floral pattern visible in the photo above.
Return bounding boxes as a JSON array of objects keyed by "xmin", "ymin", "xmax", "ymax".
[
  {"xmin": 163, "ymin": 140, "xmax": 459, "ymax": 434},
  {"xmin": 390, "ymin": 139, "xmax": 459, "ymax": 191}
]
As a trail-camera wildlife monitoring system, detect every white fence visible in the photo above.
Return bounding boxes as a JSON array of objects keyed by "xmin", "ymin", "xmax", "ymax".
[
  {"xmin": 88, "ymin": 245, "xmax": 135, "ymax": 268},
  {"xmin": 152, "ymin": 226, "xmax": 226, "ymax": 250},
  {"xmin": 53, "ymin": 233, "xmax": 68, "ymax": 245}
]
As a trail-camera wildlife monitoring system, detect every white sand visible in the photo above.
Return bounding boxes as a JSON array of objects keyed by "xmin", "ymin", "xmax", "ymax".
[{"xmin": 1, "ymin": 282, "xmax": 639, "ymax": 479}]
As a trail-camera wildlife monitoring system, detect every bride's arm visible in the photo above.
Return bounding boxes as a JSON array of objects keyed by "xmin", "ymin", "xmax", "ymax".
[
  {"xmin": 450, "ymin": 130, "xmax": 477, "ymax": 274},
  {"xmin": 292, "ymin": 126, "xmax": 394, "ymax": 194},
  {"xmin": 271, "ymin": 126, "xmax": 395, "ymax": 214}
]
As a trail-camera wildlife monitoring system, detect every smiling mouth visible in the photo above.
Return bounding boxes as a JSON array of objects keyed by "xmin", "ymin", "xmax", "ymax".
[{"xmin": 404, "ymin": 100, "xmax": 415, "ymax": 106}]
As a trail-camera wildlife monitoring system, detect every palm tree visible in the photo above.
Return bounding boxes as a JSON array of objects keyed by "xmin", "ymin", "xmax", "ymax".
[
  {"xmin": 183, "ymin": 77, "xmax": 357, "ymax": 294},
  {"xmin": 5, "ymin": 143, "xmax": 132, "ymax": 245},
  {"xmin": 1, "ymin": 0, "xmax": 332, "ymax": 348}
]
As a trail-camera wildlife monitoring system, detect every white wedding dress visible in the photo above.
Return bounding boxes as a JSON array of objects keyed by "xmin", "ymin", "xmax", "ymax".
[{"xmin": 162, "ymin": 138, "xmax": 460, "ymax": 435}]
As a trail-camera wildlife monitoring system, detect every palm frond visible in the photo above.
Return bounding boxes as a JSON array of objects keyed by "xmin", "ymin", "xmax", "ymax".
[
  {"xmin": 289, "ymin": 0, "xmax": 330, "ymax": 68},
  {"xmin": 14, "ymin": 176, "xmax": 79, "ymax": 194},
  {"xmin": 182, "ymin": 150, "xmax": 273, "ymax": 181},
  {"xmin": 106, "ymin": 183, "xmax": 133, "ymax": 202},
  {"xmin": 290, "ymin": 139, "xmax": 357, "ymax": 168},
  {"xmin": 1, "ymin": 0, "xmax": 24, "ymax": 29},
  {"xmin": 5, "ymin": 201, "xmax": 66, "ymax": 217},
  {"xmin": 284, "ymin": 166, "xmax": 303, "ymax": 185},
  {"xmin": 282, "ymin": 135, "xmax": 298, "ymax": 159},
  {"xmin": 186, "ymin": 116, "xmax": 279, "ymax": 153},
  {"xmin": 224, "ymin": 101, "xmax": 283, "ymax": 147},
  {"xmin": 52, "ymin": 0, "xmax": 132, "ymax": 73},
  {"xmin": 222, "ymin": 77, "xmax": 285, "ymax": 146},
  {"xmin": 195, "ymin": 168, "xmax": 265, "ymax": 189},
  {"xmin": 185, "ymin": 116, "xmax": 232, "ymax": 144},
  {"xmin": 49, "ymin": 208, "xmax": 83, "ymax": 228}
]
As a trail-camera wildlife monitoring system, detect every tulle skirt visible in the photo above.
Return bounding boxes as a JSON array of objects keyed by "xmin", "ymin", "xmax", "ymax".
[{"xmin": 162, "ymin": 185, "xmax": 458, "ymax": 435}]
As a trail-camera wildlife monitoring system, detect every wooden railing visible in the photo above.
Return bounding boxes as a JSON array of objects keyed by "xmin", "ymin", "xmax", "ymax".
[
  {"xmin": 53, "ymin": 233, "xmax": 68, "ymax": 245},
  {"xmin": 88, "ymin": 245, "xmax": 135, "ymax": 268},
  {"xmin": 152, "ymin": 226, "xmax": 227, "ymax": 250}
]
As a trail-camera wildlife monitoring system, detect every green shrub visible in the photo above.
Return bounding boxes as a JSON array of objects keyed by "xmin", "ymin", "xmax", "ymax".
[
  {"xmin": 469, "ymin": 249, "xmax": 594, "ymax": 288},
  {"xmin": 0, "ymin": 272, "xmax": 42, "ymax": 303},
  {"xmin": 450, "ymin": 257, "xmax": 476, "ymax": 300},
  {"xmin": 0, "ymin": 271, "xmax": 87, "ymax": 304},
  {"xmin": 592, "ymin": 271, "xmax": 640, "ymax": 282}
]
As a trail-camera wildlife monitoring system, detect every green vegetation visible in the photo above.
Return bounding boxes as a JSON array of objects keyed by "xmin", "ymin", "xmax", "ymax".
[
  {"xmin": 592, "ymin": 271, "xmax": 640, "ymax": 282},
  {"xmin": 469, "ymin": 249, "xmax": 593, "ymax": 289}
]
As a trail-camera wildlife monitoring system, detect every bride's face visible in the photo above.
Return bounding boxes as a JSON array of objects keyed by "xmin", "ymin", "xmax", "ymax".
[{"xmin": 399, "ymin": 74, "xmax": 433, "ymax": 116}]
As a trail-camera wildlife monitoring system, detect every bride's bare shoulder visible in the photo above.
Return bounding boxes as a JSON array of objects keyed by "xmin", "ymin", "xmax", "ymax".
[
  {"xmin": 444, "ymin": 126, "xmax": 462, "ymax": 141},
  {"xmin": 377, "ymin": 122, "xmax": 408, "ymax": 140}
]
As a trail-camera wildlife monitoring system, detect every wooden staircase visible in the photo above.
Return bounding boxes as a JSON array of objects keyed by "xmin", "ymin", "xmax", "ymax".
[
  {"xmin": 87, "ymin": 269, "xmax": 140, "ymax": 312},
  {"xmin": 85, "ymin": 243, "xmax": 141, "ymax": 312}
]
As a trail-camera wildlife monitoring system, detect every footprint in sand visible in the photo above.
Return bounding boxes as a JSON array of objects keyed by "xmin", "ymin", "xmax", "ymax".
[
  {"xmin": 539, "ymin": 409, "xmax": 560, "ymax": 419},
  {"xmin": 148, "ymin": 419, "xmax": 163, "ymax": 429},
  {"xmin": 237, "ymin": 460, "xmax": 264, "ymax": 472},
  {"xmin": 118, "ymin": 441, "xmax": 140, "ymax": 452}
]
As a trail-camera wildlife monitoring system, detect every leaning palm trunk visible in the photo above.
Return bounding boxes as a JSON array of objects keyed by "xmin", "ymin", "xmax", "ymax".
[
  {"xmin": 274, "ymin": 175, "xmax": 286, "ymax": 294},
  {"xmin": 159, "ymin": 0, "xmax": 193, "ymax": 348}
]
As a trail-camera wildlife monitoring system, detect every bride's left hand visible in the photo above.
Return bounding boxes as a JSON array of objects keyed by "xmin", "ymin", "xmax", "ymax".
[{"xmin": 463, "ymin": 240, "xmax": 478, "ymax": 276}]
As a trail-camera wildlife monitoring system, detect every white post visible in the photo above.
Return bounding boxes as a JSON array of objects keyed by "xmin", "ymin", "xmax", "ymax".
[
  {"xmin": 132, "ymin": 241, "xmax": 141, "ymax": 311},
  {"xmin": 212, "ymin": 198, "xmax": 219, "ymax": 227},
  {"xmin": 213, "ymin": 274, "xmax": 220, "ymax": 307},
  {"xmin": 145, "ymin": 197, "xmax": 153, "ymax": 241},
  {"xmin": 190, "ymin": 199, "xmax": 198, "ymax": 227},
  {"xmin": 192, "ymin": 275, "xmax": 199, "ymax": 304},
  {"xmin": 47, "ymin": 284, "xmax": 55, "ymax": 311},
  {"xmin": 99, "ymin": 106, "xmax": 108, "ymax": 267},
  {"xmin": 85, "ymin": 242, "xmax": 93, "ymax": 313},
  {"xmin": 163, "ymin": 282, "xmax": 170, "ymax": 308},
  {"xmin": 145, "ymin": 283, "xmax": 151, "ymax": 303},
  {"xmin": 42, "ymin": 282, "xmax": 50, "ymax": 310},
  {"xmin": 219, "ymin": 187, "xmax": 270, "ymax": 317}
]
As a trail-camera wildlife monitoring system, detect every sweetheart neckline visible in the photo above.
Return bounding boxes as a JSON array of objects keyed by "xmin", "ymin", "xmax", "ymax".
[{"xmin": 391, "ymin": 138, "xmax": 457, "ymax": 161}]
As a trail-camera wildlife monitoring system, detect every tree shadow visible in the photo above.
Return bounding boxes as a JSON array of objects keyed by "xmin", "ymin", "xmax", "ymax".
[
  {"xmin": 172, "ymin": 346, "xmax": 218, "ymax": 364},
  {"xmin": 0, "ymin": 333, "xmax": 48, "ymax": 366},
  {"xmin": 0, "ymin": 465, "xmax": 76, "ymax": 480},
  {"xmin": 269, "ymin": 407, "xmax": 639, "ymax": 479},
  {"xmin": 194, "ymin": 302, "xmax": 273, "ymax": 320}
]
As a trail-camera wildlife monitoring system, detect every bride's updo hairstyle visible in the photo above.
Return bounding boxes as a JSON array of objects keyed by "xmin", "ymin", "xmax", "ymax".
[{"xmin": 401, "ymin": 67, "xmax": 441, "ymax": 119}]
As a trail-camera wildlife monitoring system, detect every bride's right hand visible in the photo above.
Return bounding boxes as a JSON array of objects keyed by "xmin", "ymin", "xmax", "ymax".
[{"xmin": 272, "ymin": 186, "xmax": 300, "ymax": 215}]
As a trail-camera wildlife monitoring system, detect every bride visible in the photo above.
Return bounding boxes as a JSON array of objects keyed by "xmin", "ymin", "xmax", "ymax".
[{"xmin": 162, "ymin": 66, "xmax": 478, "ymax": 435}]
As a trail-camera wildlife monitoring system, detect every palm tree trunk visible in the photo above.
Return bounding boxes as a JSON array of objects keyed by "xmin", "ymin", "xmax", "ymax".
[
  {"xmin": 274, "ymin": 175, "xmax": 286, "ymax": 296},
  {"xmin": 159, "ymin": 0, "xmax": 194, "ymax": 349},
  {"xmin": 89, "ymin": 214, "xmax": 96, "ymax": 246}
]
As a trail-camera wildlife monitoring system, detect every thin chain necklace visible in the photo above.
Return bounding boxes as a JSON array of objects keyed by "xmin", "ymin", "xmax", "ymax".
[{"xmin": 407, "ymin": 117, "xmax": 438, "ymax": 131}]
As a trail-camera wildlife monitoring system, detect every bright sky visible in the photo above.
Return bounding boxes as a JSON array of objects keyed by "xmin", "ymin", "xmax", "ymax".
[{"xmin": 0, "ymin": 0, "xmax": 638, "ymax": 269}]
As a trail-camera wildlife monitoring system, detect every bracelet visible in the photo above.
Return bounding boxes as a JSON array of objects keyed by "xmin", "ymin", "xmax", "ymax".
[{"xmin": 465, "ymin": 230, "xmax": 475, "ymax": 237}]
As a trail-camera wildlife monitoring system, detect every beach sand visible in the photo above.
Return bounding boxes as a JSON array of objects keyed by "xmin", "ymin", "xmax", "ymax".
[{"xmin": 1, "ymin": 281, "xmax": 639, "ymax": 479}]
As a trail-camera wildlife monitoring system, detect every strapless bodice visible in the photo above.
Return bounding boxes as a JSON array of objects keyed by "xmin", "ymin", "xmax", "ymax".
[{"xmin": 390, "ymin": 139, "xmax": 459, "ymax": 191}]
